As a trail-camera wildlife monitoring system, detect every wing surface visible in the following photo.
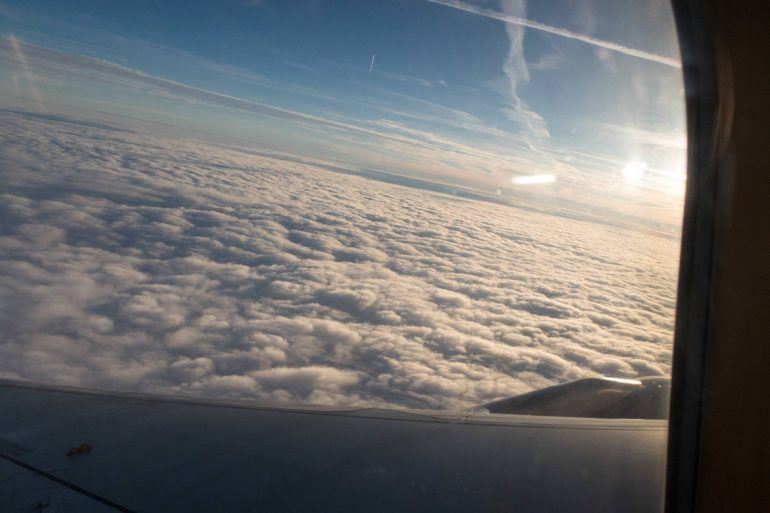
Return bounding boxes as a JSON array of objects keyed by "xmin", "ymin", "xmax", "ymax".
[{"xmin": 0, "ymin": 379, "xmax": 666, "ymax": 512}]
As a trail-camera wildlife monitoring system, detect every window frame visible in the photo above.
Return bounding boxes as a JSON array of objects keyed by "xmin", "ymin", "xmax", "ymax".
[{"xmin": 666, "ymin": 0, "xmax": 732, "ymax": 511}]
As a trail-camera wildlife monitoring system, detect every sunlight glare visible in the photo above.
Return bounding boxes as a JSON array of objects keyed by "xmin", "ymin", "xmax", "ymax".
[
  {"xmin": 623, "ymin": 161, "xmax": 647, "ymax": 185},
  {"xmin": 512, "ymin": 174, "xmax": 556, "ymax": 185}
]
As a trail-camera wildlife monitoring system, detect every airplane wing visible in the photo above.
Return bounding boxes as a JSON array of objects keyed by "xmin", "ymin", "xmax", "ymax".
[{"xmin": 0, "ymin": 379, "xmax": 666, "ymax": 512}]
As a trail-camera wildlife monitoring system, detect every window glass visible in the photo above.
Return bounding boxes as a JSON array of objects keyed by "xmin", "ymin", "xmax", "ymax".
[{"xmin": 0, "ymin": 0, "xmax": 685, "ymax": 411}]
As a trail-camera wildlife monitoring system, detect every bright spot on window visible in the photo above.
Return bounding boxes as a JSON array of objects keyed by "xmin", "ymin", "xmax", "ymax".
[
  {"xmin": 512, "ymin": 174, "xmax": 556, "ymax": 185},
  {"xmin": 622, "ymin": 161, "xmax": 647, "ymax": 185}
]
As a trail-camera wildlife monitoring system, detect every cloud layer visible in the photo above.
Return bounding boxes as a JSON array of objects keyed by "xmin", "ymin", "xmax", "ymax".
[{"xmin": 0, "ymin": 108, "xmax": 679, "ymax": 410}]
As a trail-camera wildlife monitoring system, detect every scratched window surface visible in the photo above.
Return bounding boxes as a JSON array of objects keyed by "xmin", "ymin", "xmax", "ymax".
[{"xmin": 0, "ymin": 0, "xmax": 685, "ymax": 410}]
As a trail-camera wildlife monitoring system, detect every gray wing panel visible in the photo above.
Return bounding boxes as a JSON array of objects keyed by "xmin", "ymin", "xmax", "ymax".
[{"xmin": 0, "ymin": 380, "xmax": 667, "ymax": 513}]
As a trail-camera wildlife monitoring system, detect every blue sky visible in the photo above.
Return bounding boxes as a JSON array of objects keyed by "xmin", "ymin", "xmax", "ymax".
[{"xmin": 0, "ymin": 0, "xmax": 686, "ymax": 227}]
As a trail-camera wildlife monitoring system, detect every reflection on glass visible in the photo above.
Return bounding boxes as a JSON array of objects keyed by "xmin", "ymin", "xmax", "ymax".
[{"xmin": 0, "ymin": 0, "xmax": 684, "ymax": 412}]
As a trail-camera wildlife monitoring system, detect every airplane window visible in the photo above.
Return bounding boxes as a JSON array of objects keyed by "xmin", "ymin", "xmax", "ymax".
[{"xmin": 0, "ymin": 0, "xmax": 685, "ymax": 415}]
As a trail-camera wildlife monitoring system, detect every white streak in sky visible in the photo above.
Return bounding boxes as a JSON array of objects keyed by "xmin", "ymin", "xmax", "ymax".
[
  {"xmin": 425, "ymin": 0, "xmax": 681, "ymax": 68},
  {"xmin": 368, "ymin": 53, "xmax": 376, "ymax": 78}
]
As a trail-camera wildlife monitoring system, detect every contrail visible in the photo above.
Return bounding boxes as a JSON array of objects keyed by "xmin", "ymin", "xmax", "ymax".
[
  {"xmin": 425, "ymin": 0, "xmax": 681, "ymax": 68},
  {"xmin": 368, "ymin": 53, "xmax": 376, "ymax": 78}
]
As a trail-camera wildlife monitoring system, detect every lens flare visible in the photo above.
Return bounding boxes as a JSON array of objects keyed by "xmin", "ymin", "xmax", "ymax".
[{"xmin": 7, "ymin": 36, "xmax": 44, "ymax": 111}]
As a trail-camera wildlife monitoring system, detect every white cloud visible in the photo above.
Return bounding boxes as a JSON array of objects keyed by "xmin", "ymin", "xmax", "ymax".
[{"xmin": 0, "ymin": 108, "xmax": 679, "ymax": 410}]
